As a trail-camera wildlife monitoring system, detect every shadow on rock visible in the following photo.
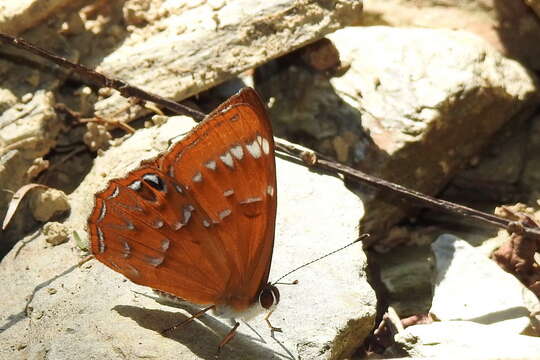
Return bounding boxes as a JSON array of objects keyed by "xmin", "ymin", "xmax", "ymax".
[{"xmin": 113, "ymin": 304, "xmax": 295, "ymax": 360}]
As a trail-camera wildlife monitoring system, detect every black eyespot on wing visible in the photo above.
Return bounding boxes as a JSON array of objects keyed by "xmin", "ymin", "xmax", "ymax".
[
  {"xmin": 128, "ymin": 178, "xmax": 157, "ymax": 202},
  {"xmin": 143, "ymin": 173, "xmax": 166, "ymax": 192}
]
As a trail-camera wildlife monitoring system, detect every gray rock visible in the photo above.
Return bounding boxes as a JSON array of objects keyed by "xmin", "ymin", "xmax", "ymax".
[
  {"xmin": 0, "ymin": 90, "xmax": 60, "ymax": 246},
  {"xmin": 361, "ymin": 0, "xmax": 540, "ymax": 71},
  {"xmin": 93, "ymin": 0, "xmax": 363, "ymax": 121},
  {"xmin": 331, "ymin": 27, "xmax": 538, "ymax": 247},
  {"xmin": 0, "ymin": 115, "xmax": 376, "ymax": 360},
  {"xmin": 431, "ymin": 234, "xmax": 540, "ymax": 335},
  {"xmin": 377, "ymin": 244, "xmax": 434, "ymax": 317},
  {"xmin": 29, "ymin": 188, "xmax": 70, "ymax": 223},
  {"xmin": 0, "ymin": 0, "xmax": 73, "ymax": 34},
  {"xmin": 394, "ymin": 321, "xmax": 540, "ymax": 359}
]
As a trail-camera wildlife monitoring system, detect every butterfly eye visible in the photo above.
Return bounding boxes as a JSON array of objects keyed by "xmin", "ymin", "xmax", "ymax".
[{"xmin": 259, "ymin": 283, "xmax": 280, "ymax": 309}]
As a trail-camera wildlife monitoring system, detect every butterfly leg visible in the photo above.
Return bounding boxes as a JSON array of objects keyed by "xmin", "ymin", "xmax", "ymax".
[
  {"xmin": 216, "ymin": 321, "xmax": 240, "ymax": 355},
  {"xmin": 161, "ymin": 305, "xmax": 215, "ymax": 334},
  {"xmin": 264, "ymin": 309, "xmax": 282, "ymax": 333}
]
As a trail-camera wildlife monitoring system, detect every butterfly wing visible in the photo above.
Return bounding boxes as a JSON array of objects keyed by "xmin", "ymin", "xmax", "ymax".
[
  {"xmin": 88, "ymin": 88, "xmax": 277, "ymax": 311},
  {"xmin": 156, "ymin": 88, "xmax": 277, "ymax": 311},
  {"xmin": 88, "ymin": 165, "xmax": 233, "ymax": 304}
]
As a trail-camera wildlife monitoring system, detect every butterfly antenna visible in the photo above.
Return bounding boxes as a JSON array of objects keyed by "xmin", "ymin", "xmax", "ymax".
[{"xmin": 272, "ymin": 234, "xmax": 369, "ymax": 285}]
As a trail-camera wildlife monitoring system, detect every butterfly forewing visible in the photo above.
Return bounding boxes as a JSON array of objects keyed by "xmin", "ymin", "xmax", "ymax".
[
  {"xmin": 88, "ymin": 88, "xmax": 277, "ymax": 311},
  {"xmin": 157, "ymin": 90, "xmax": 277, "ymax": 310}
]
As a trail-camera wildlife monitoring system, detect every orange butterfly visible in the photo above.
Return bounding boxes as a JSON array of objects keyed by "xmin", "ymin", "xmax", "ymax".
[{"xmin": 87, "ymin": 87, "xmax": 279, "ymax": 351}]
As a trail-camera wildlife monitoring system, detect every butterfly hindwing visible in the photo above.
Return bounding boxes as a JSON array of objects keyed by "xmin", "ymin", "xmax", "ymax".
[{"xmin": 88, "ymin": 166, "xmax": 231, "ymax": 304}]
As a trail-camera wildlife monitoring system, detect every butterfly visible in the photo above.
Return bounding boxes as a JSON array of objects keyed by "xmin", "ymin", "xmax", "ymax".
[{"xmin": 87, "ymin": 87, "xmax": 279, "ymax": 350}]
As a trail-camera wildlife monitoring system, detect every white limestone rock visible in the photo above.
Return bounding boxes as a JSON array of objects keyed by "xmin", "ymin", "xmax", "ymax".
[{"xmin": 430, "ymin": 234, "xmax": 540, "ymax": 335}]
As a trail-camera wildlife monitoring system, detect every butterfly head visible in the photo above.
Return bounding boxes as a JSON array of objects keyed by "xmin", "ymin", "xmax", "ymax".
[
  {"xmin": 259, "ymin": 282, "xmax": 280, "ymax": 310},
  {"xmin": 212, "ymin": 283, "xmax": 279, "ymax": 321}
]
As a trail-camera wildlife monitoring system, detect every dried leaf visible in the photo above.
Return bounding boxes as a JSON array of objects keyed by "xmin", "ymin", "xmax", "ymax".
[{"xmin": 2, "ymin": 183, "xmax": 48, "ymax": 230}]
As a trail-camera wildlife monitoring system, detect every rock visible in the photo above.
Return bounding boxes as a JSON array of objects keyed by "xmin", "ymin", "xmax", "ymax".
[
  {"xmin": 441, "ymin": 121, "xmax": 530, "ymax": 205},
  {"xmin": 523, "ymin": 114, "xmax": 540, "ymax": 197},
  {"xmin": 333, "ymin": 27, "xmax": 538, "ymax": 247},
  {"xmin": 259, "ymin": 26, "xmax": 539, "ymax": 248},
  {"xmin": 2, "ymin": 0, "xmax": 362, "ymax": 115},
  {"xmin": 0, "ymin": 90, "xmax": 60, "ymax": 246},
  {"xmin": 361, "ymin": 0, "xmax": 540, "ymax": 71},
  {"xmin": 430, "ymin": 234, "xmax": 540, "ymax": 335},
  {"xmin": 82, "ymin": 122, "xmax": 112, "ymax": 152},
  {"xmin": 376, "ymin": 244, "xmax": 434, "ymax": 317},
  {"xmin": 0, "ymin": 0, "xmax": 73, "ymax": 34},
  {"xmin": 0, "ymin": 114, "xmax": 376, "ymax": 360},
  {"xmin": 393, "ymin": 321, "xmax": 540, "ymax": 359},
  {"xmin": 29, "ymin": 188, "xmax": 70, "ymax": 223},
  {"xmin": 42, "ymin": 222, "xmax": 70, "ymax": 246},
  {"xmin": 91, "ymin": 0, "xmax": 364, "ymax": 121}
]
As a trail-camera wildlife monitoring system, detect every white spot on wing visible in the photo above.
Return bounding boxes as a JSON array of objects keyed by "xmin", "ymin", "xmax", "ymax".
[
  {"xmin": 122, "ymin": 241, "xmax": 131, "ymax": 258},
  {"xmin": 219, "ymin": 209, "xmax": 231, "ymax": 220},
  {"xmin": 266, "ymin": 185, "xmax": 274, "ymax": 197},
  {"xmin": 145, "ymin": 255, "xmax": 164, "ymax": 267},
  {"xmin": 220, "ymin": 151, "xmax": 234, "ymax": 169},
  {"xmin": 223, "ymin": 189, "xmax": 234, "ymax": 197},
  {"xmin": 205, "ymin": 160, "xmax": 217, "ymax": 171},
  {"xmin": 143, "ymin": 173, "xmax": 166, "ymax": 192},
  {"xmin": 192, "ymin": 172, "xmax": 203, "ymax": 183},
  {"xmin": 246, "ymin": 139, "xmax": 262, "ymax": 159},
  {"xmin": 125, "ymin": 220, "xmax": 135, "ymax": 230},
  {"xmin": 183, "ymin": 209, "xmax": 192, "ymax": 224},
  {"xmin": 230, "ymin": 144, "xmax": 244, "ymax": 160},
  {"xmin": 126, "ymin": 264, "xmax": 140, "ymax": 277},
  {"xmin": 97, "ymin": 203, "xmax": 107, "ymax": 222},
  {"xmin": 97, "ymin": 227, "xmax": 105, "ymax": 253},
  {"xmin": 202, "ymin": 219, "xmax": 211, "ymax": 228},
  {"xmin": 239, "ymin": 197, "xmax": 263, "ymax": 204},
  {"xmin": 181, "ymin": 204, "xmax": 195, "ymax": 227},
  {"xmin": 161, "ymin": 238, "xmax": 170, "ymax": 251},
  {"xmin": 152, "ymin": 219, "xmax": 164, "ymax": 229},
  {"xmin": 106, "ymin": 186, "xmax": 120, "ymax": 199},
  {"xmin": 261, "ymin": 137, "xmax": 270, "ymax": 155},
  {"xmin": 128, "ymin": 180, "xmax": 142, "ymax": 191}
]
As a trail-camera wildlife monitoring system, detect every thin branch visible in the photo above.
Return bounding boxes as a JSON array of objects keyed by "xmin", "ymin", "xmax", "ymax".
[
  {"xmin": 0, "ymin": 32, "xmax": 206, "ymax": 121},
  {"xmin": 275, "ymin": 140, "xmax": 540, "ymax": 241},
  {"xmin": 3, "ymin": 31, "xmax": 538, "ymax": 241}
]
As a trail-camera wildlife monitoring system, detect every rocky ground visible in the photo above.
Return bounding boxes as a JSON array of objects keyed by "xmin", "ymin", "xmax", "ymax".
[{"xmin": 1, "ymin": 0, "xmax": 540, "ymax": 359}]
